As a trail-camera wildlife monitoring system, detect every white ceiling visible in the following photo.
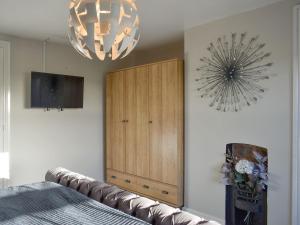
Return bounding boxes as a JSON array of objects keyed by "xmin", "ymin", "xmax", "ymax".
[{"xmin": 0, "ymin": 0, "xmax": 282, "ymax": 49}]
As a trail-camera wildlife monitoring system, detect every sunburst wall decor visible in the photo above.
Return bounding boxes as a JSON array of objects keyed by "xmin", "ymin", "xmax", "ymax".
[{"xmin": 195, "ymin": 33, "xmax": 273, "ymax": 112}]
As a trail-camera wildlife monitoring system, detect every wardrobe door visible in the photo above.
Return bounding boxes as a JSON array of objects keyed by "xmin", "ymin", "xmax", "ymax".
[
  {"xmin": 149, "ymin": 61, "xmax": 181, "ymax": 186},
  {"xmin": 125, "ymin": 68, "xmax": 137, "ymax": 175},
  {"xmin": 125, "ymin": 66, "xmax": 149, "ymax": 177},
  {"xmin": 162, "ymin": 61, "xmax": 179, "ymax": 186},
  {"xmin": 106, "ymin": 71, "xmax": 126, "ymax": 172},
  {"xmin": 135, "ymin": 66, "xmax": 150, "ymax": 178},
  {"xmin": 149, "ymin": 63, "xmax": 163, "ymax": 182}
]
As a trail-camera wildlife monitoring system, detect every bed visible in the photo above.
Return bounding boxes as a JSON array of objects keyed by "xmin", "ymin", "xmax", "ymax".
[
  {"xmin": 0, "ymin": 182, "xmax": 149, "ymax": 225},
  {"xmin": 0, "ymin": 168, "xmax": 221, "ymax": 225}
]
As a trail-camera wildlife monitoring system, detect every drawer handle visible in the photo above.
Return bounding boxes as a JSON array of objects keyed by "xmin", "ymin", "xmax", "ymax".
[
  {"xmin": 111, "ymin": 175, "xmax": 117, "ymax": 179},
  {"xmin": 124, "ymin": 179, "xmax": 131, "ymax": 183},
  {"xmin": 162, "ymin": 190, "xmax": 169, "ymax": 195},
  {"xmin": 143, "ymin": 185, "xmax": 150, "ymax": 189}
]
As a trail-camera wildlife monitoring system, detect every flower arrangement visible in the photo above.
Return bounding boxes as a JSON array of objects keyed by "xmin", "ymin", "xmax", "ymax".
[
  {"xmin": 221, "ymin": 151, "xmax": 268, "ymax": 224},
  {"xmin": 221, "ymin": 151, "xmax": 268, "ymax": 192}
]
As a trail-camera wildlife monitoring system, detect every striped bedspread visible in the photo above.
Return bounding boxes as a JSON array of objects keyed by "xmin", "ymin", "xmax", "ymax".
[{"xmin": 0, "ymin": 182, "xmax": 149, "ymax": 225}]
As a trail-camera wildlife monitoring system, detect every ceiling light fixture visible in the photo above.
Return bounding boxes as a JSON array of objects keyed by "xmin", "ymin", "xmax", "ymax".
[{"xmin": 68, "ymin": 0, "xmax": 140, "ymax": 61}]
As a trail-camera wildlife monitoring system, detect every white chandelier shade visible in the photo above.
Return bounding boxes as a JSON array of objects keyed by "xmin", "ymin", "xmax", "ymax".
[{"xmin": 68, "ymin": 0, "xmax": 140, "ymax": 61}]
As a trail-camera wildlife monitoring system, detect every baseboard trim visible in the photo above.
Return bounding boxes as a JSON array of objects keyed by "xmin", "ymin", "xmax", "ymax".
[{"xmin": 182, "ymin": 207, "xmax": 225, "ymax": 225}]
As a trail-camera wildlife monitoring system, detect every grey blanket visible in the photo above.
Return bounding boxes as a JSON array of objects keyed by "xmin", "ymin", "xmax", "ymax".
[{"xmin": 0, "ymin": 182, "xmax": 149, "ymax": 225}]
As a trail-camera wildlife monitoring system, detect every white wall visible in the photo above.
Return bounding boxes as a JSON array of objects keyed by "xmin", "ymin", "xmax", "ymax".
[
  {"xmin": 0, "ymin": 33, "xmax": 183, "ymax": 187},
  {"xmin": 0, "ymin": 34, "xmax": 110, "ymax": 185},
  {"xmin": 184, "ymin": 1, "xmax": 293, "ymax": 225}
]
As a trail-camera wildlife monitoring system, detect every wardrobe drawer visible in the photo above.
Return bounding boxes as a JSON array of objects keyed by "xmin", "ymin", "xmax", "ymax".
[
  {"xmin": 136, "ymin": 177, "xmax": 178, "ymax": 205},
  {"xmin": 107, "ymin": 169, "xmax": 136, "ymax": 191}
]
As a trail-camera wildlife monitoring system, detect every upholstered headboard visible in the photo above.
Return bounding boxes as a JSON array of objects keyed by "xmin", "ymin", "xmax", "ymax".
[{"xmin": 45, "ymin": 167, "xmax": 221, "ymax": 225}]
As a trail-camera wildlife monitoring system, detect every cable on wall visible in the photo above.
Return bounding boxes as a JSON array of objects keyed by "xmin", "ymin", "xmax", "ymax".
[
  {"xmin": 42, "ymin": 38, "xmax": 51, "ymax": 112},
  {"xmin": 42, "ymin": 38, "xmax": 50, "ymax": 73}
]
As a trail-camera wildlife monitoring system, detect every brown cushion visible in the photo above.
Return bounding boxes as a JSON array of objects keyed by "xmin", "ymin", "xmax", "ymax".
[
  {"xmin": 59, "ymin": 172, "xmax": 85, "ymax": 187},
  {"xmin": 204, "ymin": 222, "xmax": 219, "ymax": 225},
  {"xmin": 45, "ymin": 167, "xmax": 70, "ymax": 183},
  {"xmin": 101, "ymin": 185, "xmax": 122, "ymax": 199},
  {"xmin": 69, "ymin": 177, "xmax": 93, "ymax": 191},
  {"xmin": 151, "ymin": 203, "xmax": 180, "ymax": 225},
  {"xmin": 68, "ymin": 178, "xmax": 80, "ymax": 190},
  {"xmin": 134, "ymin": 197, "xmax": 159, "ymax": 223},
  {"xmin": 168, "ymin": 211, "xmax": 208, "ymax": 225},
  {"xmin": 116, "ymin": 192, "xmax": 140, "ymax": 214},
  {"xmin": 69, "ymin": 178, "xmax": 83, "ymax": 190},
  {"xmin": 102, "ymin": 187, "xmax": 125, "ymax": 208},
  {"xmin": 78, "ymin": 179, "xmax": 98, "ymax": 196},
  {"xmin": 59, "ymin": 174, "xmax": 73, "ymax": 187},
  {"xmin": 90, "ymin": 183, "xmax": 112, "ymax": 202},
  {"xmin": 107, "ymin": 191, "xmax": 138, "ymax": 210}
]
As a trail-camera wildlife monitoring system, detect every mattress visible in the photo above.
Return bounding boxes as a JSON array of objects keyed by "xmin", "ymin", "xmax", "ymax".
[{"xmin": 0, "ymin": 181, "xmax": 149, "ymax": 225}]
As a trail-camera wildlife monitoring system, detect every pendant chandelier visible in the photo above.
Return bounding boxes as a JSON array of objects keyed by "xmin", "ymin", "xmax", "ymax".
[{"xmin": 68, "ymin": 0, "xmax": 140, "ymax": 61}]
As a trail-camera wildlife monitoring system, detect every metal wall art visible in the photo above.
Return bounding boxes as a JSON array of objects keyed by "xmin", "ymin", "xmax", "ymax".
[{"xmin": 195, "ymin": 33, "xmax": 273, "ymax": 112}]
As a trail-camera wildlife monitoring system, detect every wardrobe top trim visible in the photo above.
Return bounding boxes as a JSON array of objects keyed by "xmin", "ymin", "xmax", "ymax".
[{"xmin": 107, "ymin": 58, "xmax": 182, "ymax": 74}]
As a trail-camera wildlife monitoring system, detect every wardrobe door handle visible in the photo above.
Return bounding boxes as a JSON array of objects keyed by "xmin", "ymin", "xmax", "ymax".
[
  {"xmin": 143, "ymin": 185, "xmax": 150, "ymax": 189},
  {"xmin": 125, "ymin": 179, "xmax": 131, "ymax": 184},
  {"xmin": 149, "ymin": 121, "xmax": 153, "ymax": 124},
  {"xmin": 162, "ymin": 190, "xmax": 169, "ymax": 195}
]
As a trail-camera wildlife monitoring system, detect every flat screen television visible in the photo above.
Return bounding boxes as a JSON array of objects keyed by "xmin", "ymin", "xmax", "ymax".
[{"xmin": 31, "ymin": 72, "xmax": 84, "ymax": 109}]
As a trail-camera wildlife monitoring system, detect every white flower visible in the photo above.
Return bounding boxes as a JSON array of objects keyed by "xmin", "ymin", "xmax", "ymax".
[{"xmin": 235, "ymin": 159, "xmax": 254, "ymax": 174}]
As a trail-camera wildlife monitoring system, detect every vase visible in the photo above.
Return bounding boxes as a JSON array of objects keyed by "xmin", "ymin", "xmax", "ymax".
[{"xmin": 234, "ymin": 186, "xmax": 262, "ymax": 213}]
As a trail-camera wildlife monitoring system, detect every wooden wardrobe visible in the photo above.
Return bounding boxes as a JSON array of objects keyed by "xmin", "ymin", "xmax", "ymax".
[{"xmin": 105, "ymin": 59, "xmax": 184, "ymax": 207}]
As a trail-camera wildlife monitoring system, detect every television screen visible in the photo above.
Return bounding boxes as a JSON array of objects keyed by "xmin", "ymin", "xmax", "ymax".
[{"xmin": 31, "ymin": 72, "xmax": 84, "ymax": 109}]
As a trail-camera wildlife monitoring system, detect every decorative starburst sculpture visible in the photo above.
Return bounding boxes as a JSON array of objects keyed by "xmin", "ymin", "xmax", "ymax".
[
  {"xmin": 195, "ymin": 33, "xmax": 273, "ymax": 112},
  {"xmin": 68, "ymin": 0, "xmax": 140, "ymax": 61}
]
